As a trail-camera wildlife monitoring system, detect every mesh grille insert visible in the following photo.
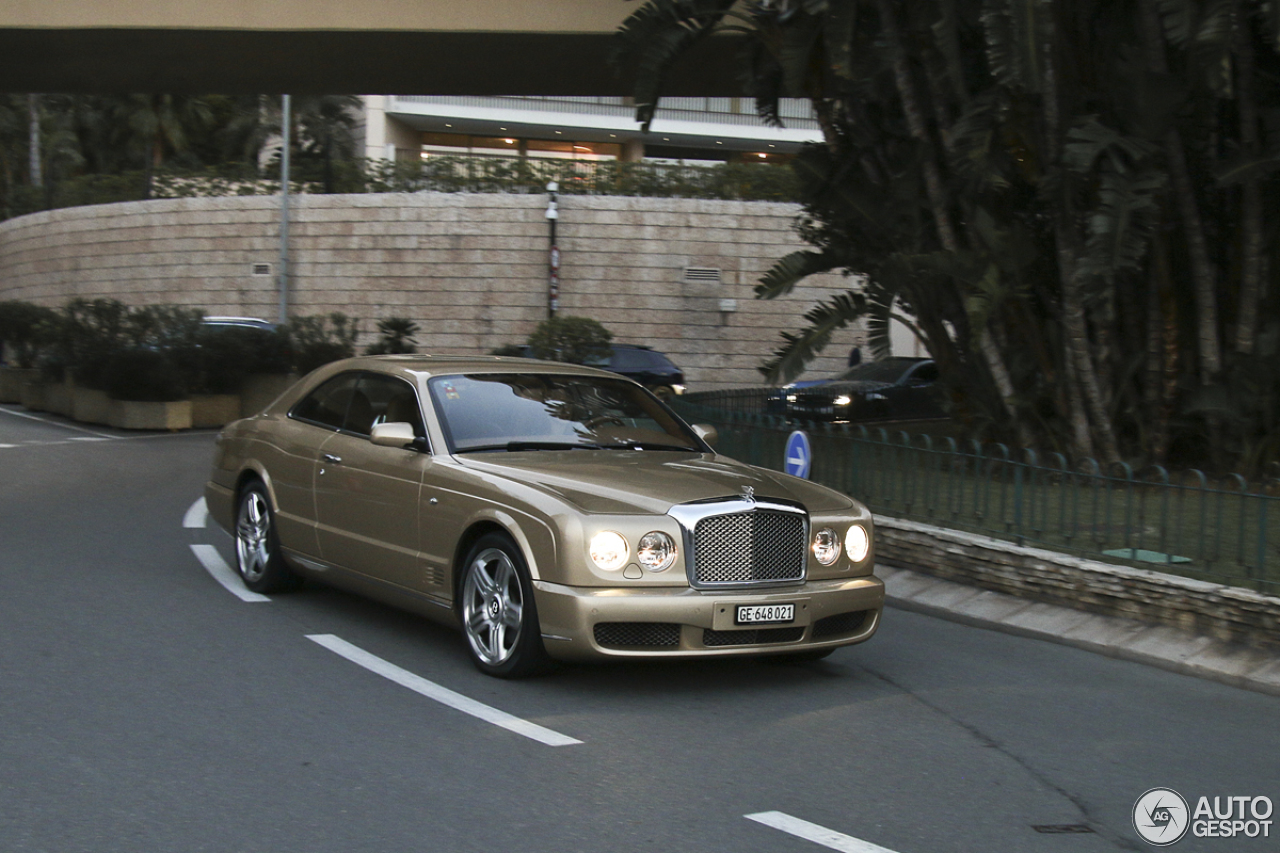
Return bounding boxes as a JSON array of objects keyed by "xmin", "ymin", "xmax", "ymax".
[
  {"xmin": 594, "ymin": 622, "xmax": 681, "ymax": 649},
  {"xmin": 703, "ymin": 626, "xmax": 805, "ymax": 647},
  {"xmin": 692, "ymin": 510, "xmax": 805, "ymax": 586},
  {"xmin": 812, "ymin": 610, "xmax": 868, "ymax": 639}
]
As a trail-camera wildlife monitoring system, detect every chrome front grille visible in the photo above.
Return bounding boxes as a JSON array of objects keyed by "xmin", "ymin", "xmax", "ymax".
[{"xmin": 670, "ymin": 497, "xmax": 808, "ymax": 589}]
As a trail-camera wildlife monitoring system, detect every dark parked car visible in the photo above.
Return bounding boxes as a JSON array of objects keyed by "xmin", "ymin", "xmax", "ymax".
[
  {"xmin": 586, "ymin": 345, "xmax": 685, "ymax": 399},
  {"xmin": 508, "ymin": 344, "xmax": 686, "ymax": 399},
  {"xmin": 769, "ymin": 357, "xmax": 944, "ymax": 422}
]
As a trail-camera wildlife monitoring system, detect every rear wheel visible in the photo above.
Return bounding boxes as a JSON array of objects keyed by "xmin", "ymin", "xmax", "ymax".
[
  {"xmin": 234, "ymin": 481, "xmax": 300, "ymax": 594},
  {"xmin": 459, "ymin": 533, "xmax": 551, "ymax": 678}
]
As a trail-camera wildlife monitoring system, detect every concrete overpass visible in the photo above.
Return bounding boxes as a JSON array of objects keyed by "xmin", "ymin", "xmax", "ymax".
[{"xmin": 0, "ymin": 0, "xmax": 743, "ymax": 94}]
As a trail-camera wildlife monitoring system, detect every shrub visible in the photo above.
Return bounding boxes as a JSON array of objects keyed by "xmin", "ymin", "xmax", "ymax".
[
  {"xmin": 0, "ymin": 300, "xmax": 60, "ymax": 368},
  {"xmin": 285, "ymin": 313, "xmax": 359, "ymax": 375},
  {"xmin": 196, "ymin": 325, "xmax": 291, "ymax": 394},
  {"xmin": 527, "ymin": 316, "xmax": 612, "ymax": 364},
  {"xmin": 365, "ymin": 317, "xmax": 419, "ymax": 355},
  {"xmin": 104, "ymin": 348, "xmax": 188, "ymax": 401}
]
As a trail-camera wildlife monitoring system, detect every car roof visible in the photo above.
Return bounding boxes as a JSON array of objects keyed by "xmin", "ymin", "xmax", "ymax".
[{"xmin": 318, "ymin": 354, "xmax": 631, "ymax": 382}]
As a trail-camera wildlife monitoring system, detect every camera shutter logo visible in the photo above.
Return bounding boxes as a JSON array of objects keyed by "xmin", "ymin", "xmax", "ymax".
[{"xmin": 1134, "ymin": 788, "xmax": 1190, "ymax": 846}]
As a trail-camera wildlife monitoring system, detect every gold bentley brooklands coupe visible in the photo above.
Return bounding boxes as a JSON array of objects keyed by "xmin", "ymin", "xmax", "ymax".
[{"xmin": 205, "ymin": 355, "xmax": 885, "ymax": 677}]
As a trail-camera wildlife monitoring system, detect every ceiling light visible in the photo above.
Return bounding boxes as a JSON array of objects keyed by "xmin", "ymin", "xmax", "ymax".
[
  {"xmin": 768, "ymin": 144, "xmax": 776, "ymax": 148},
  {"xmin": 609, "ymin": 133, "xmax": 617, "ymax": 138},
  {"xmin": 445, "ymin": 123, "xmax": 453, "ymax": 128},
  {"xmin": 504, "ymin": 138, "xmax": 515, "ymax": 144},
  {"xmin": 555, "ymin": 130, "xmax": 563, "ymax": 134},
  {"xmin": 758, "ymin": 153, "xmax": 767, "ymax": 158}
]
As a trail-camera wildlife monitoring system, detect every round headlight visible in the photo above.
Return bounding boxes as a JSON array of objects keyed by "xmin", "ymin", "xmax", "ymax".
[
  {"xmin": 636, "ymin": 531, "xmax": 677, "ymax": 572},
  {"xmin": 812, "ymin": 527, "xmax": 842, "ymax": 565},
  {"xmin": 589, "ymin": 531, "xmax": 629, "ymax": 571},
  {"xmin": 845, "ymin": 524, "xmax": 870, "ymax": 563}
]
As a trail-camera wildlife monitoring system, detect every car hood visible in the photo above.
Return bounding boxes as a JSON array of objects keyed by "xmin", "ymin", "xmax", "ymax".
[
  {"xmin": 457, "ymin": 451, "xmax": 854, "ymax": 515},
  {"xmin": 796, "ymin": 379, "xmax": 894, "ymax": 394}
]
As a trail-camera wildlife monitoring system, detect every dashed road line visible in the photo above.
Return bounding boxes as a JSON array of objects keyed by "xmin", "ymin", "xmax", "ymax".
[
  {"xmin": 307, "ymin": 633, "xmax": 583, "ymax": 747},
  {"xmin": 183, "ymin": 497, "xmax": 208, "ymax": 529},
  {"xmin": 746, "ymin": 812, "xmax": 901, "ymax": 853},
  {"xmin": 189, "ymin": 543, "xmax": 270, "ymax": 603}
]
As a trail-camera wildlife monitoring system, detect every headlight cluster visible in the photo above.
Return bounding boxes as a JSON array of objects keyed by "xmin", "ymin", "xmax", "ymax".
[
  {"xmin": 811, "ymin": 523, "xmax": 871, "ymax": 565},
  {"xmin": 589, "ymin": 530, "xmax": 677, "ymax": 572}
]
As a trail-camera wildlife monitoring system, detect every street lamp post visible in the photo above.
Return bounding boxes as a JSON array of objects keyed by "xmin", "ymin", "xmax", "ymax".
[
  {"xmin": 277, "ymin": 94, "xmax": 291, "ymax": 326},
  {"xmin": 545, "ymin": 181, "xmax": 559, "ymax": 319}
]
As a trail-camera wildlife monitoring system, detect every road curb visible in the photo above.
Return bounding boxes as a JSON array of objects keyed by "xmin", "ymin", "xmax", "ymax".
[{"xmin": 879, "ymin": 564, "xmax": 1280, "ymax": 698}]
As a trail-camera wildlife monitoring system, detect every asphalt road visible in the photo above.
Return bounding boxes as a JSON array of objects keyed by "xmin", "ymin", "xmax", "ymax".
[{"xmin": 2, "ymin": 403, "xmax": 1277, "ymax": 853}]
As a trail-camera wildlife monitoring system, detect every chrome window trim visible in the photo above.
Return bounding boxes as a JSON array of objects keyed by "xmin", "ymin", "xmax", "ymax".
[{"xmin": 668, "ymin": 497, "xmax": 809, "ymax": 590}]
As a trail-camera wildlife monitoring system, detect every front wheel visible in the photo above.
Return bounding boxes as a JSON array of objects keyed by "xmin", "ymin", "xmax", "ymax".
[
  {"xmin": 235, "ymin": 482, "xmax": 300, "ymax": 594},
  {"xmin": 459, "ymin": 533, "xmax": 551, "ymax": 678}
]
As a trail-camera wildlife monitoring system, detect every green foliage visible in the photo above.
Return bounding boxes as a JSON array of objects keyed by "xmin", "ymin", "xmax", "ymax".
[
  {"xmin": 104, "ymin": 348, "xmax": 188, "ymax": 402},
  {"xmin": 527, "ymin": 316, "xmax": 613, "ymax": 364},
  {"xmin": 365, "ymin": 317, "xmax": 420, "ymax": 355},
  {"xmin": 285, "ymin": 313, "xmax": 358, "ymax": 375},
  {"xmin": 614, "ymin": 0, "xmax": 1280, "ymax": 472},
  {"xmin": 0, "ymin": 300, "xmax": 60, "ymax": 368}
]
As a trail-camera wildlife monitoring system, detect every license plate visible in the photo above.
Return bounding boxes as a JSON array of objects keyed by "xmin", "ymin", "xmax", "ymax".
[{"xmin": 736, "ymin": 604, "xmax": 795, "ymax": 625}]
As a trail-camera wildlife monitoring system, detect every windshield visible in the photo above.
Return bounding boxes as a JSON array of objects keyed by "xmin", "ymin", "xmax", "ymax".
[{"xmin": 428, "ymin": 373, "xmax": 703, "ymax": 454}]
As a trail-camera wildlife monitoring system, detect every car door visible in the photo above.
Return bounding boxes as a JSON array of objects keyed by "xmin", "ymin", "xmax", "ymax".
[
  {"xmin": 276, "ymin": 371, "xmax": 366, "ymax": 558},
  {"xmin": 313, "ymin": 372, "xmax": 433, "ymax": 591}
]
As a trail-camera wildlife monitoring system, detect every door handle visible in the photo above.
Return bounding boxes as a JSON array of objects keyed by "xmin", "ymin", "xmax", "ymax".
[{"xmin": 323, "ymin": 453, "xmax": 342, "ymax": 464}]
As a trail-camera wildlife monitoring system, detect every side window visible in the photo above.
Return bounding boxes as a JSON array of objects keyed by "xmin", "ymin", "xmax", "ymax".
[
  {"xmin": 908, "ymin": 363, "xmax": 939, "ymax": 385},
  {"xmin": 355, "ymin": 373, "xmax": 427, "ymax": 441},
  {"xmin": 291, "ymin": 373, "xmax": 361, "ymax": 430}
]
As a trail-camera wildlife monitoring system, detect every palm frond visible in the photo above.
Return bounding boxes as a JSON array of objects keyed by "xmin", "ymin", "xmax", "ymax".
[
  {"xmin": 756, "ymin": 249, "xmax": 846, "ymax": 299},
  {"xmin": 758, "ymin": 291, "xmax": 869, "ymax": 382},
  {"xmin": 611, "ymin": 0, "xmax": 739, "ymax": 130}
]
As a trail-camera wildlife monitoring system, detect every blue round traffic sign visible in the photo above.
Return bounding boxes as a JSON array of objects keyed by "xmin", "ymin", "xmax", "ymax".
[{"xmin": 784, "ymin": 430, "xmax": 812, "ymax": 479}]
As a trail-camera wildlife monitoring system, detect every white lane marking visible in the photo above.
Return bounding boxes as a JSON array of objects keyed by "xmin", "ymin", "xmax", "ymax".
[
  {"xmin": 306, "ymin": 633, "xmax": 582, "ymax": 748},
  {"xmin": 0, "ymin": 406, "xmax": 117, "ymax": 438},
  {"xmin": 190, "ymin": 544, "xmax": 270, "ymax": 603},
  {"xmin": 0, "ymin": 443, "xmax": 16, "ymax": 449},
  {"xmin": 183, "ymin": 497, "xmax": 208, "ymax": 529},
  {"xmin": 70, "ymin": 436, "xmax": 110, "ymax": 442},
  {"xmin": 746, "ymin": 812, "xmax": 901, "ymax": 853}
]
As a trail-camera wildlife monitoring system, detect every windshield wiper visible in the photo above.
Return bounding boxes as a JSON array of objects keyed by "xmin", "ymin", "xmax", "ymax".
[{"xmin": 457, "ymin": 441, "xmax": 605, "ymax": 453}]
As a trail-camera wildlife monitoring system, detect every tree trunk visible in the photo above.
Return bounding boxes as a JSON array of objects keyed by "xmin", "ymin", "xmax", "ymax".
[
  {"xmin": 1137, "ymin": 0, "xmax": 1222, "ymax": 382},
  {"xmin": 27, "ymin": 94, "xmax": 41, "ymax": 188},
  {"xmin": 1232, "ymin": 0, "xmax": 1263, "ymax": 355}
]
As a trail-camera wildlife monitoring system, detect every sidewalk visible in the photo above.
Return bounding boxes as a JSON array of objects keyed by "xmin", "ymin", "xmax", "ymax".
[{"xmin": 879, "ymin": 563, "xmax": 1280, "ymax": 697}]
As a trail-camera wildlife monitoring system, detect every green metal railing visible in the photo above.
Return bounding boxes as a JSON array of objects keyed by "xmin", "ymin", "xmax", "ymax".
[{"xmin": 674, "ymin": 399, "xmax": 1280, "ymax": 595}]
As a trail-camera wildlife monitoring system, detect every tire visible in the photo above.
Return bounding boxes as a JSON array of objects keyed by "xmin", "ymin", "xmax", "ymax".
[
  {"xmin": 234, "ymin": 481, "xmax": 301, "ymax": 594},
  {"xmin": 459, "ymin": 533, "xmax": 551, "ymax": 678},
  {"xmin": 651, "ymin": 385, "xmax": 675, "ymax": 401}
]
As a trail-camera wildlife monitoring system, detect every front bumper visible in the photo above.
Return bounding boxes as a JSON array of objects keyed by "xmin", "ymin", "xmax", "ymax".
[{"xmin": 533, "ymin": 575, "xmax": 884, "ymax": 661}]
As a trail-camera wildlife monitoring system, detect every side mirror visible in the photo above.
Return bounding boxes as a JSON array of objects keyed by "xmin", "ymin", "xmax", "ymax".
[
  {"xmin": 692, "ymin": 423, "xmax": 718, "ymax": 447},
  {"xmin": 370, "ymin": 421, "xmax": 417, "ymax": 448}
]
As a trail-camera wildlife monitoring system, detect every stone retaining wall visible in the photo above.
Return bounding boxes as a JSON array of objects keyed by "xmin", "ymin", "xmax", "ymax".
[
  {"xmin": 0, "ymin": 193, "xmax": 864, "ymax": 389},
  {"xmin": 874, "ymin": 515, "xmax": 1280, "ymax": 649}
]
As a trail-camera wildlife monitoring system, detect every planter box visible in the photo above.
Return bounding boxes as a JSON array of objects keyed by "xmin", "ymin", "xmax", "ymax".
[
  {"xmin": 0, "ymin": 368, "xmax": 40, "ymax": 404},
  {"xmin": 108, "ymin": 399, "xmax": 193, "ymax": 431},
  {"xmin": 72, "ymin": 387, "xmax": 112, "ymax": 425},
  {"xmin": 239, "ymin": 373, "xmax": 298, "ymax": 418},
  {"xmin": 20, "ymin": 378, "xmax": 46, "ymax": 411},
  {"xmin": 44, "ymin": 382, "xmax": 74, "ymax": 418},
  {"xmin": 191, "ymin": 394, "xmax": 241, "ymax": 429}
]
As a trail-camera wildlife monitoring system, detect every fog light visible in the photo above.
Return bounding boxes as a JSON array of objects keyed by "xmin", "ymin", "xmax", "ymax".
[
  {"xmin": 812, "ymin": 528, "xmax": 842, "ymax": 565},
  {"xmin": 636, "ymin": 531, "xmax": 677, "ymax": 572},
  {"xmin": 845, "ymin": 524, "xmax": 870, "ymax": 563},
  {"xmin": 589, "ymin": 531, "xmax": 629, "ymax": 571}
]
